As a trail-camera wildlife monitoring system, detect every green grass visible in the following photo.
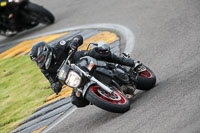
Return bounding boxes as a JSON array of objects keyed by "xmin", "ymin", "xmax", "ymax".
[{"xmin": 0, "ymin": 55, "xmax": 53, "ymax": 133}]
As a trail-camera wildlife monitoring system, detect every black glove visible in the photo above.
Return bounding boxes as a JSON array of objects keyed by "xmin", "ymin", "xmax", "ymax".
[
  {"xmin": 51, "ymin": 82, "xmax": 62, "ymax": 95},
  {"xmin": 69, "ymin": 35, "xmax": 83, "ymax": 50}
]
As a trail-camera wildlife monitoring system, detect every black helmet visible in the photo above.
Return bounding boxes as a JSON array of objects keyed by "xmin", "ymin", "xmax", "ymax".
[{"xmin": 29, "ymin": 41, "xmax": 53, "ymax": 69}]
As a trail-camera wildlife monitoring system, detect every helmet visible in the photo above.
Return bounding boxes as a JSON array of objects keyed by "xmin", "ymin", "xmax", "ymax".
[
  {"xmin": 95, "ymin": 44, "xmax": 111, "ymax": 57},
  {"xmin": 97, "ymin": 44, "xmax": 110, "ymax": 53},
  {"xmin": 88, "ymin": 44, "xmax": 111, "ymax": 60},
  {"xmin": 29, "ymin": 41, "xmax": 53, "ymax": 69}
]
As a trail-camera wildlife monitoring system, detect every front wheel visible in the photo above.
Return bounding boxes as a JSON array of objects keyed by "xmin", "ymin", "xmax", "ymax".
[
  {"xmin": 85, "ymin": 85, "xmax": 130, "ymax": 113},
  {"xmin": 26, "ymin": 3, "xmax": 55, "ymax": 25}
]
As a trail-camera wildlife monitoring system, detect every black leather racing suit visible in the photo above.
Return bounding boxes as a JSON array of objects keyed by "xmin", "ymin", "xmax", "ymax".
[{"xmin": 41, "ymin": 40, "xmax": 135, "ymax": 85}]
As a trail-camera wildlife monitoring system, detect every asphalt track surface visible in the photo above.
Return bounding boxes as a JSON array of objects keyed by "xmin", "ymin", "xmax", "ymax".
[{"xmin": 1, "ymin": 0, "xmax": 200, "ymax": 133}]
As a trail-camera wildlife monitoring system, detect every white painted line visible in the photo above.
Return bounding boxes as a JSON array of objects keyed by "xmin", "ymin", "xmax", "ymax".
[{"xmin": 41, "ymin": 106, "xmax": 77, "ymax": 133}]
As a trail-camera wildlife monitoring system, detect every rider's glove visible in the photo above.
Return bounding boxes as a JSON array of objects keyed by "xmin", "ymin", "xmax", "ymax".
[
  {"xmin": 69, "ymin": 35, "xmax": 83, "ymax": 50},
  {"xmin": 51, "ymin": 81, "xmax": 62, "ymax": 95}
]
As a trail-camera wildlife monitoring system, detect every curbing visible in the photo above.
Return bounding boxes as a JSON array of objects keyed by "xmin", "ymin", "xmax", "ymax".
[{"xmin": 1, "ymin": 23, "xmax": 134, "ymax": 54}]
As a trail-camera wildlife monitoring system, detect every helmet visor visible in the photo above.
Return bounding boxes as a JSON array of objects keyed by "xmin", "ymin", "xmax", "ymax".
[
  {"xmin": 36, "ymin": 55, "xmax": 45, "ymax": 63},
  {"xmin": 35, "ymin": 54, "xmax": 46, "ymax": 68}
]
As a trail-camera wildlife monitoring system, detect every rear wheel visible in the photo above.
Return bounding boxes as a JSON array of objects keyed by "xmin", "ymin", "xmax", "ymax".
[
  {"xmin": 136, "ymin": 65, "xmax": 156, "ymax": 90},
  {"xmin": 86, "ymin": 85, "xmax": 130, "ymax": 113}
]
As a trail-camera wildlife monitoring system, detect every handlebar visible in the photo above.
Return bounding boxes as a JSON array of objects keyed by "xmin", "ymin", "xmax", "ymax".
[
  {"xmin": 57, "ymin": 42, "xmax": 98, "ymax": 73},
  {"xmin": 57, "ymin": 49, "xmax": 75, "ymax": 73},
  {"xmin": 86, "ymin": 42, "xmax": 98, "ymax": 51}
]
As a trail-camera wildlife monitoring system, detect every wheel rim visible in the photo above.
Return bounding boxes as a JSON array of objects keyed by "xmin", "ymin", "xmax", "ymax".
[
  {"xmin": 139, "ymin": 70, "xmax": 152, "ymax": 78},
  {"xmin": 91, "ymin": 86, "xmax": 127, "ymax": 105}
]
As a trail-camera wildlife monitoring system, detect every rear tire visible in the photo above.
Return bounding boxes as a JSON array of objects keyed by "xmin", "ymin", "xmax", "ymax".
[
  {"xmin": 86, "ymin": 85, "xmax": 130, "ymax": 113},
  {"xmin": 136, "ymin": 66, "xmax": 156, "ymax": 91}
]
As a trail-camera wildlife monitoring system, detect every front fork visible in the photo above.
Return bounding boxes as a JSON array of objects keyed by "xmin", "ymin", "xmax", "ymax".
[
  {"xmin": 71, "ymin": 64, "xmax": 114, "ymax": 97},
  {"xmin": 81, "ymin": 77, "xmax": 114, "ymax": 98}
]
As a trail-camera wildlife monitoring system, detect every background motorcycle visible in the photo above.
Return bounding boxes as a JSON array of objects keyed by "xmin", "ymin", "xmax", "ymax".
[
  {"xmin": 57, "ymin": 42, "xmax": 156, "ymax": 113},
  {"xmin": 0, "ymin": 0, "xmax": 55, "ymax": 36}
]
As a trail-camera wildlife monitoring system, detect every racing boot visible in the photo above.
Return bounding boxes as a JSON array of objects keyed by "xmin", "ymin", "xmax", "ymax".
[{"xmin": 71, "ymin": 89, "xmax": 90, "ymax": 108}]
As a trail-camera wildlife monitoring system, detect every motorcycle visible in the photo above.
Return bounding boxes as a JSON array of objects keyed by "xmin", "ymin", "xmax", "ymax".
[
  {"xmin": 0, "ymin": 0, "xmax": 55, "ymax": 36},
  {"xmin": 57, "ymin": 42, "xmax": 156, "ymax": 113}
]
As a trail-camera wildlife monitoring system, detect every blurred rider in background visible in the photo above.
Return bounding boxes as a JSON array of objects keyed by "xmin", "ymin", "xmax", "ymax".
[{"xmin": 0, "ymin": 1, "xmax": 17, "ymax": 36}]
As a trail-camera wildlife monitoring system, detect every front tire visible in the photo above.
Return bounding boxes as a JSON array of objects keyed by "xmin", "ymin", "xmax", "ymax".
[
  {"xmin": 86, "ymin": 85, "xmax": 130, "ymax": 113},
  {"xmin": 26, "ymin": 3, "xmax": 55, "ymax": 25}
]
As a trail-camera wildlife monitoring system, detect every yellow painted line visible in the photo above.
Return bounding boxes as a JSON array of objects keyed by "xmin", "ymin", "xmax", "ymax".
[
  {"xmin": 0, "ymin": 32, "xmax": 68, "ymax": 59},
  {"xmin": 45, "ymin": 86, "xmax": 72, "ymax": 102},
  {"xmin": 78, "ymin": 31, "xmax": 119, "ymax": 50},
  {"xmin": 31, "ymin": 126, "xmax": 47, "ymax": 133},
  {"xmin": 40, "ymin": 90, "xmax": 72, "ymax": 107},
  {"xmin": 37, "ymin": 87, "xmax": 72, "ymax": 109}
]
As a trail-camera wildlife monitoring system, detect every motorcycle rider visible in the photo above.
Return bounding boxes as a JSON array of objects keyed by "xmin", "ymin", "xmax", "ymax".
[
  {"xmin": 29, "ymin": 35, "xmax": 138, "ymax": 107},
  {"xmin": 0, "ymin": 4, "xmax": 17, "ymax": 36}
]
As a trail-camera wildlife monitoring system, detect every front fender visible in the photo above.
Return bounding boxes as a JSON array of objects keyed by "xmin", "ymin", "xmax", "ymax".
[{"xmin": 82, "ymin": 81, "xmax": 96, "ymax": 97}]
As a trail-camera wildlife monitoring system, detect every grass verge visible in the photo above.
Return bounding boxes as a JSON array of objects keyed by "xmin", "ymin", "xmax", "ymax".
[{"xmin": 0, "ymin": 55, "xmax": 53, "ymax": 133}]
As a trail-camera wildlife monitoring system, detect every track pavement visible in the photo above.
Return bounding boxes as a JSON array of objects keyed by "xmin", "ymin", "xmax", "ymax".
[{"xmin": 0, "ymin": 0, "xmax": 200, "ymax": 133}]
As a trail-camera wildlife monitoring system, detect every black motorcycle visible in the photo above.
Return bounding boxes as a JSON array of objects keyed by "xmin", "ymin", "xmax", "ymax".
[
  {"xmin": 57, "ymin": 42, "xmax": 156, "ymax": 113},
  {"xmin": 0, "ymin": 0, "xmax": 54, "ymax": 36}
]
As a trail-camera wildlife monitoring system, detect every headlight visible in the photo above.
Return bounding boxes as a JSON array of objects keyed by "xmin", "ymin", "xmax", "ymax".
[{"xmin": 65, "ymin": 71, "xmax": 81, "ymax": 88}]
